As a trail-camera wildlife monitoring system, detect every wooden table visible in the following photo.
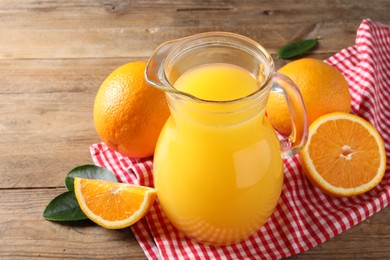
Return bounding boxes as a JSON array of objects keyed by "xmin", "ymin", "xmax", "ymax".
[{"xmin": 1, "ymin": 0, "xmax": 389, "ymax": 259}]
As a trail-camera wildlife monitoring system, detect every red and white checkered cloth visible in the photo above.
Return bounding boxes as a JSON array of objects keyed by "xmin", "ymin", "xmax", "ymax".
[{"xmin": 90, "ymin": 19, "xmax": 390, "ymax": 259}]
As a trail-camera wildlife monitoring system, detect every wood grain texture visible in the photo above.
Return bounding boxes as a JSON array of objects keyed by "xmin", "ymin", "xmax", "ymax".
[
  {"xmin": 1, "ymin": 0, "xmax": 389, "ymax": 258},
  {"xmin": 0, "ymin": 0, "xmax": 388, "ymax": 29},
  {"xmin": 1, "ymin": 0, "xmax": 389, "ymax": 59},
  {"xmin": 0, "ymin": 189, "xmax": 146, "ymax": 259},
  {"xmin": 1, "ymin": 23, "xmax": 359, "ymax": 59}
]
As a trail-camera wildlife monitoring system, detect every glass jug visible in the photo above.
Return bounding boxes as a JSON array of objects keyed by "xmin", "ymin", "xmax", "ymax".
[{"xmin": 145, "ymin": 32, "xmax": 308, "ymax": 246}]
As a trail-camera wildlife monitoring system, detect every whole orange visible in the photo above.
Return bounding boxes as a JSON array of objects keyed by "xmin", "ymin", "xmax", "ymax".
[
  {"xmin": 267, "ymin": 58, "xmax": 351, "ymax": 135},
  {"xmin": 94, "ymin": 61, "xmax": 170, "ymax": 158}
]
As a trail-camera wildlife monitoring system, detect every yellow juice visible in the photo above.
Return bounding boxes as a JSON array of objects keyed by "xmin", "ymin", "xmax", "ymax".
[{"xmin": 153, "ymin": 63, "xmax": 283, "ymax": 245}]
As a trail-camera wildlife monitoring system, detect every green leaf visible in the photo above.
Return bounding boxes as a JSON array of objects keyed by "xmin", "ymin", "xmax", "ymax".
[
  {"xmin": 43, "ymin": 191, "xmax": 87, "ymax": 221},
  {"xmin": 65, "ymin": 164, "xmax": 118, "ymax": 191},
  {"xmin": 277, "ymin": 38, "xmax": 319, "ymax": 59}
]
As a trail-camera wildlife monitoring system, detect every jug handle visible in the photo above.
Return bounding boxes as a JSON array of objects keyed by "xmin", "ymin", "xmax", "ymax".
[{"xmin": 271, "ymin": 73, "xmax": 308, "ymax": 159}]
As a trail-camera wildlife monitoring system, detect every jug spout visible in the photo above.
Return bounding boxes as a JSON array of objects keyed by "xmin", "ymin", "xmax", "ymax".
[{"xmin": 145, "ymin": 40, "xmax": 177, "ymax": 93}]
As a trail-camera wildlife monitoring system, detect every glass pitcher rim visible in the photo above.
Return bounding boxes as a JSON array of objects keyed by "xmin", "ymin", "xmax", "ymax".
[{"xmin": 146, "ymin": 31, "xmax": 275, "ymax": 104}]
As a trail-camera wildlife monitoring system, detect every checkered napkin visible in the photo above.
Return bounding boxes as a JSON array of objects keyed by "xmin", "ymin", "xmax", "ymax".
[{"xmin": 90, "ymin": 19, "xmax": 390, "ymax": 259}]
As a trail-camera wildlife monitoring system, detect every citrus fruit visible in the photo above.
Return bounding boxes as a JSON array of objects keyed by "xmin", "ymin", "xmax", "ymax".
[
  {"xmin": 267, "ymin": 58, "xmax": 351, "ymax": 135},
  {"xmin": 300, "ymin": 112, "xmax": 386, "ymax": 197},
  {"xmin": 94, "ymin": 61, "xmax": 170, "ymax": 158},
  {"xmin": 74, "ymin": 177, "xmax": 157, "ymax": 229}
]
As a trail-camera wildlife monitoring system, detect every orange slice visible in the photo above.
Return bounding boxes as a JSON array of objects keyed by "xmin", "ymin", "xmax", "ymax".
[
  {"xmin": 74, "ymin": 177, "xmax": 156, "ymax": 229},
  {"xmin": 300, "ymin": 112, "xmax": 386, "ymax": 197}
]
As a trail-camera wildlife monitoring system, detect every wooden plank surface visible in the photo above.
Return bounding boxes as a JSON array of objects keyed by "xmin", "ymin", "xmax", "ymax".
[
  {"xmin": 0, "ymin": 22, "xmax": 361, "ymax": 59},
  {"xmin": 0, "ymin": 188, "xmax": 146, "ymax": 259},
  {"xmin": 1, "ymin": 0, "xmax": 389, "ymax": 259}
]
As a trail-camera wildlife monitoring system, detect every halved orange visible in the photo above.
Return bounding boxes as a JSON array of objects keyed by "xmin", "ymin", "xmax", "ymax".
[
  {"xmin": 300, "ymin": 112, "xmax": 386, "ymax": 197},
  {"xmin": 74, "ymin": 177, "xmax": 156, "ymax": 229}
]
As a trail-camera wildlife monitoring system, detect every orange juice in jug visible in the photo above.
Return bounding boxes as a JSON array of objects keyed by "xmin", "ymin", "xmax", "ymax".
[{"xmin": 154, "ymin": 63, "xmax": 283, "ymax": 245}]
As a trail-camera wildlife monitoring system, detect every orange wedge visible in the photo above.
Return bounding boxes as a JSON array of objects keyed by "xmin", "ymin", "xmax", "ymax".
[
  {"xmin": 74, "ymin": 177, "xmax": 156, "ymax": 229},
  {"xmin": 300, "ymin": 112, "xmax": 386, "ymax": 197}
]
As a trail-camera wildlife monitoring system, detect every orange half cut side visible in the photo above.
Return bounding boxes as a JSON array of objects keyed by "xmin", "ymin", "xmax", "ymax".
[
  {"xmin": 74, "ymin": 177, "xmax": 156, "ymax": 229},
  {"xmin": 300, "ymin": 112, "xmax": 386, "ymax": 197}
]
